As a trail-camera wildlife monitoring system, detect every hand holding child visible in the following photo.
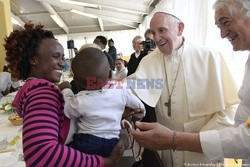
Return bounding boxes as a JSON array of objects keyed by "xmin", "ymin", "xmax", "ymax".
[{"xmin": 58, "ymin": 81, "xmax": 71, "ymax": 90}]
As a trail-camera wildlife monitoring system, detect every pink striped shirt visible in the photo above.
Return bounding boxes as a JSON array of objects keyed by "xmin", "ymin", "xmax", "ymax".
[{"xmin": 13, "ymin": 79, "xmax": 104, "ymax": 167}]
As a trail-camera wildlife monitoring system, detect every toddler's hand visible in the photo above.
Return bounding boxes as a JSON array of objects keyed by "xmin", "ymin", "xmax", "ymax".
[
  {"xmin": 133, "ymin": 108, "xmax": 145, "ymax": 121},
  {"xmin": 58, "ymin": 81, "xmax": 71, "ymax": 90}
]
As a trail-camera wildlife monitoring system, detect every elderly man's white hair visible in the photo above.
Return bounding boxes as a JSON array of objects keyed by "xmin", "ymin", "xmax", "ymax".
[
  {"xmin": 213, "ymin": 0, "xmax": 250, "ymax": 17},
  {"xmin": 78, "ymin": 43, "xmax": 101, "ymax": 52}
]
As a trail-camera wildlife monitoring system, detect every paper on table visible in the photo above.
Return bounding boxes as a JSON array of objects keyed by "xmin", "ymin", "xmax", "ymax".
[
  {"xmin": 0, "ymin": 135, "xmax": 7, "ymax": 150},
  {"xmin": 0, "ymin": 111, "xmax": 9, "ymax": 124},
  {"xmin": 0, "ymin": 152, "xmax": 18, "ymax": 167}
]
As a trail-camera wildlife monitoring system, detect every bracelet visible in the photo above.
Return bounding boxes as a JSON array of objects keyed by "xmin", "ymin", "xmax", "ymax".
[{"xmin": 172, "ymin": 131, "xmax": 176, "ymax": 151}]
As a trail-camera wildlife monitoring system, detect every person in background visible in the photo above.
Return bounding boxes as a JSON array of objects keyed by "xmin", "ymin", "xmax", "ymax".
[
  {"xmin": 108, "ymin": 39, "xmax": 117, "ymax": 64},
  {"xmin": 59, "ymin": 47, "xmax": 145, "ymax": 157},
  {"xmin": 131, "ymin": 0, "xmax": 250, "ymax": 165},
  {"xmin": 128, "ymin": 7, "xmax": 239, "ymax": 167},
  {"xmin": 113, "ymin": 58, "xmax": 127, "ymax": 80},
  {"xmin": 2, "ymin": 64, "xmax": 8, "ymax": 72},
  {"xmin": 0, "ymin": 69, "xmax": 21, "ymax": 98},
  {"xmin": 144, "ymin": 29, "xmax": 154, "ymax": 40},
  {"xmin": 63, "ymin": 59, "xmax": 70, "ymax": 72},
  {"xmin": 127, "ymin": 36, "xmax": 145, "ymax": 76},
  {"xmin": 127, "ymin": 35, "xmax": 158, "ymax": 167},
  {"xmin": 4, "ymin": 22, "xmax": 124, "ymax": 167},
  {"xmin": 144, "ymin": 29, "xmax": 157, "ymax": 54},
  {"xmin": 0, "ymin": 71, "xmax": 12, "ymax": 98},
  {"xmin": 74, "ymin": 47, "xmax": 78, "ymax": 56},
  {"xmin": 116, "ymin": 52, "xmax": 123, "ymax": 59},
  {"xmin": 94, "ymin": 35, "xmax": 114, "ymax": 70},
  {"xmin": 117, "ymin": 52, "xmax": 128, "ymax": 67}
]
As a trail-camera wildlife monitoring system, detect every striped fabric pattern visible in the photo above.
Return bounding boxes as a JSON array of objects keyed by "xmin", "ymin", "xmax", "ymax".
[{"xmin": 13, "ymin": 79, "xmax": 104, "ymax": 167}]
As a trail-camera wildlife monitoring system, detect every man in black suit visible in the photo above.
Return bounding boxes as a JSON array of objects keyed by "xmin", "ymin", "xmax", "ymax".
[
  {"xmin": 108, "ymin": 39, "xmax": 117, "ymax": 64},
  {"xmin": 94, "ymin": 36, "xmax": 114, "ymax": 70},
  {"xmin": 127, "ymin": 36, "xmax": 146, "ymax": 76},
  {"xmin": 128, "ymin": 35, "xmax": 158, "ymax": 167}
]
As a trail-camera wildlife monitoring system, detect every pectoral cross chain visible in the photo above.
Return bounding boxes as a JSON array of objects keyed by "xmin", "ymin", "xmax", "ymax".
[
  {"xmin": 162, "ymin": 46, "xmax": 184, "ymax": 118},
  {"xmin": 164, "ymin": 97, "xmax": 171, "ymax": 117}
]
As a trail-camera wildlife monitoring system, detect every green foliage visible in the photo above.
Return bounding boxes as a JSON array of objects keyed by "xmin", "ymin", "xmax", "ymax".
[
  {"xmin": 67, "ymin": 72, "xmax": 73, "ymax": 78},
  {"xmin": 0, "ymin": 101, "xmax": 15, "ymax": 114}
]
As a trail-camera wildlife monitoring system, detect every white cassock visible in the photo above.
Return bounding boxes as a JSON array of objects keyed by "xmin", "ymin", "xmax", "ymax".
[
  {"xmin": 200, "ymin": 54, "xmax": 250, "ymax": 165},
  {"xmin": 128, "ymin": 40, "xmax": 240, "ymax": 167}
]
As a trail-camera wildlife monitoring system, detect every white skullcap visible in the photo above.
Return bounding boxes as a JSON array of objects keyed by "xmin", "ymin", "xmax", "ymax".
[{"xmin": 153, "ymin": 7, "xmax": 183, "ymax": 22}]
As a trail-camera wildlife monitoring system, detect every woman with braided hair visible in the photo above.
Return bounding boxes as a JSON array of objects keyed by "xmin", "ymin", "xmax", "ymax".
[{"xmin": 4, "ymin": 22, "xmax": 124, "ymax": 167}]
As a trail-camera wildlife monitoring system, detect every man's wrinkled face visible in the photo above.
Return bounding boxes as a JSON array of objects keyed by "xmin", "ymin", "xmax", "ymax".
[
  {"xmin": 150, "ymin": 13, "xmax": 181, "ymax": 55},
  {"xmin": 215, "ymin": 7, "xmax": 250, "ymax": 51},
  {"xmin": 132, "ymin": 38, "xmax": 143, "ymax": 53}
]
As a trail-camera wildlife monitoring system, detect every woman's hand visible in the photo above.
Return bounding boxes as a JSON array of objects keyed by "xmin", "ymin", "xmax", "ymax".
[
  {"xmin": 104, "ymin": 140, "xmax": 124, "ymax": 167},
  {"xmin": 58, "ymin": 81, "xmax": 71, "ymax": 90}
]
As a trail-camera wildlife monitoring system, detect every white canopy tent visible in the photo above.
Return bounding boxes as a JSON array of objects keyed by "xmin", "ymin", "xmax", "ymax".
[{"xmin": 10, "ymin": 0, "xmax": 248, "ymax": 85}]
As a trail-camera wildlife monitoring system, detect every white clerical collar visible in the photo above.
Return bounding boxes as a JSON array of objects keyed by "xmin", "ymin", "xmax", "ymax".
[
  {"xmin": 135, "ymin": 52, "xmax": 140, "ymax": 58},
  {"xmin": 173, "ymin": 44, "xmax": 184, "ymax": 59},
  {"xmin": 166, "ymin": 38, "xmax": 185, "ymax": 59}
]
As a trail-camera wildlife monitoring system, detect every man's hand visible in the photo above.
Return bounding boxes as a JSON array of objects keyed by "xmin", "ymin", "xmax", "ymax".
[{"xmin": 130, "ymin": 122, "xmax": 172, "ymax": 150}]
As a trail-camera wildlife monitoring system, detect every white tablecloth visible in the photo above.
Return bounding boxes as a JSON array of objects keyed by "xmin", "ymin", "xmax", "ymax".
[
  {"xmin": 0, "ymin": 92, "xmax": 25, "ymax": 167},
  {"xmin": 0, "ymin": 77, "xmax": 74, "ymax": 167}
]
